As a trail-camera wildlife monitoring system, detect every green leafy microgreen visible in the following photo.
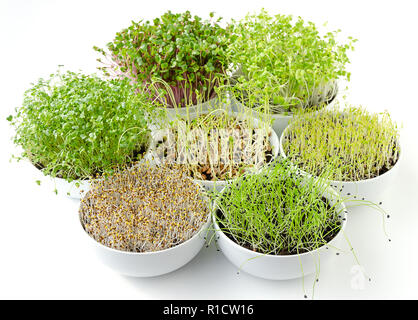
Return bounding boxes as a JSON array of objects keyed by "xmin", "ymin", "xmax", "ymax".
[
  {"xmin": 9, "ymin": 69, "xmax": 155, "ymax": 181},
  {"xmin": 214, "ymin": 159, "xmax": 344, "ymax": 255},
  {"xmin": 95, "ymin": 11, "xmax": 231, "ymax": 108}
]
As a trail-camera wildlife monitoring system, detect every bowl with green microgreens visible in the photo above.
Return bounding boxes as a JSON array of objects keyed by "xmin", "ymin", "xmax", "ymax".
[
  {"xmin": 280, "ymin": 104, "xmax": 401, "ymax": 202},
  {"xmin": 227, "ymin": 9, "xmax": 356, "ymax": 138},
  {"xmin": 94, "ymin": 10, "xmax": 232, "ymax": 117},
  {"xmin": 79, "ymin": 163, "xmax": 210, "ymax": 277},
  {"xmin": 8, "ymin": 69, "xmax": 156, "ymax": 199},
  {"xmin": 150, "ymin": 109, "xmax": 279, "ymax": 191},
  {"xmin": 212, "ymin": 159, "xmax": 348, "ymax": 281}
]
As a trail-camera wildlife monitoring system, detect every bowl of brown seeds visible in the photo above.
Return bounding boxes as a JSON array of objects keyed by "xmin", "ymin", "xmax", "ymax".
[{"xmin": 79, "ymin": 162, "xmax": 211, "ymax": 277}]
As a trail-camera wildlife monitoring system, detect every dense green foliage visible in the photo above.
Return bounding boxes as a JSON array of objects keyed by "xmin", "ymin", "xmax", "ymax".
[
  {"xmin": 229, "ymin": 9, "xmax": 356, "ymax": 114},
  {"xmin": 9, "ymin": 70, "xmax": 154, "ymax": 181},
  {"xmin": 95, "ymin": 11, "xmax": 231, "ymax": 108},
  {"xmin": 215, "ymin": 160, "xmax": 344, "ymax": 255}
]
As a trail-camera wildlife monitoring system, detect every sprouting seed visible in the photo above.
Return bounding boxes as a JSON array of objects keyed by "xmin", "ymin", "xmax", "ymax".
[
  {"xmin": 156, "ymin": 111, "xmax": 274, "ymax": 182},
  {"xmin": 213, "ymin": 159, "xmax": 344, "ymax": 256},
  {"xmin": 79, "ymin": 163, "xmax": 209, "ymax": 253},
  {"xmin": 282, "ymin": 105, "xmax": 400, "ymax": 182}
]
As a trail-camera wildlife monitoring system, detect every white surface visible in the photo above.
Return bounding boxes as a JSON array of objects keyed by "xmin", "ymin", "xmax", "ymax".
[{"xmin": 0, "ymin": 0, "xmax": 417, "ymax": 300}]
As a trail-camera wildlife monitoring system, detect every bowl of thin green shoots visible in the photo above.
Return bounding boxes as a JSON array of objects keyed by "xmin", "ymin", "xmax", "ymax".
[
  {"xmin": 212, "ymin": 159, "xmax": 348, "ymax": 280},
  {"xmin": 280, "ymin": 104, "xmax": 401, "ymax": 202}
]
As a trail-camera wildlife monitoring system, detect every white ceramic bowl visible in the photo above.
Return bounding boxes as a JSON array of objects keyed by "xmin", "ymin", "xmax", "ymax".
[
  {"xmin": 213, "ymin": 186, "xmax": 347, "ymax": 280},
  {"xmin": 279, "ymin": 125, "xmax": 402, "ymax": 203},
  {"xmin": 80, "ymin": 202, "xmax": 211, "ymax": 277},
  {"xmin": 149, "ymin": 110, "xmax": 280, "ymax": 192},
  {"xmin": 51, "ymin": 176, "xmax": 90, "ymax": 199},
  {"xmin": 28, "ymin": 161, "xmax": 91, "ymax": 199}
]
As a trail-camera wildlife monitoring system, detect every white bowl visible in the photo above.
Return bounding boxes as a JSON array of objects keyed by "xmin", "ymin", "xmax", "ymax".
[
  {"xmin": 195, "ymin": 120, "xmax": 280, "ymax": 192},
  {"xmin": 51, "ymin": 176, "xmax": 90, "ymax": 199},
  {"xmin": 27, "ymin": 161, "xmax": 91, "ymax": 199},
  {"xmin": 80, "ymin": 206, "xmax": 211, "ymax": 277},
  {"xmin": 213, "ymin": 186, "xmax": 347, "ymax": 280},
  {"xmin": 49, "ymin": 149, "xmax": 157, "ymax": 198},
  {"xmin": 279, "ymin": 125, "xmax": 402, "ymax": 203}
]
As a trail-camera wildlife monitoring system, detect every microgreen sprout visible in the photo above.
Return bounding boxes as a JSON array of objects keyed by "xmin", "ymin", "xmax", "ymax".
[
  {"xmin": 95, "ymin": 11, "xmax": 231, "ymax": 108},
  {"xmin": 79, "ymin": 163, "xmax": 209, "ymax": 253},
  {"xmin": 282, "ymin": 104, "xmax": 400, "ymax": 181},
  {"xmin": 8, "ymin": 69, "xmax": 155, "ymax": 182},
  {"xmin": 228, "ymin": 9, "xmax": 356, "ymax": 114},
  {"xmin": 214, "ymin": 159, "xmax": 345, "ymax": 255},
  {"xmin": 153, "ymin": 110, "xmax": 274, "ymax": 181}
]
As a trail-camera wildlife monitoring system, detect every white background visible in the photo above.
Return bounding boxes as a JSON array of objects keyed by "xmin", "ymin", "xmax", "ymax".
[{"xmin": 1, "ymin": 0, "xmax": 417, "ymax": 300}]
